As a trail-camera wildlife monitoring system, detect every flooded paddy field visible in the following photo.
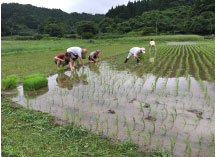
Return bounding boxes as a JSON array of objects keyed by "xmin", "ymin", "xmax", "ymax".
[{"xmin": 11, "ymin": 44, "xmax": 215, "ymax": 157}]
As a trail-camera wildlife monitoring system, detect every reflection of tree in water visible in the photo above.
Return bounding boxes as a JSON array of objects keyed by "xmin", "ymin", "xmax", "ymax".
[
  {"xmin": 88, "ymin": 62, "xmax": 100, "ymax": 75},
  {"xmin": 56, "ymin": 70, "xmax": 88, "ymax": 89}
]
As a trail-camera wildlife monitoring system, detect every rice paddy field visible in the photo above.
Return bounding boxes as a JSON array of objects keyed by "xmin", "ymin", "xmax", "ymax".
[{"xmin": 5, "ymin": 38, "xmax": 215, "ymax": 157}]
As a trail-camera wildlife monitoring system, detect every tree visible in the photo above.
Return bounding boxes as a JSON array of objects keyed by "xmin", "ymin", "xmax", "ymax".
[{"xmin": 76, "ymin": 21, "xmax": 98, "ymax": 39}]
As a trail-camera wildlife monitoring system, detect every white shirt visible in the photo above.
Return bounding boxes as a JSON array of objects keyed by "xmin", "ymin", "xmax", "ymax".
[
  {"xmin": 129, "ymin": 47, "xmax": 145, "ymax": 57},
  {"xmin": 67, "ymin": 47, "xmax": 82, "ymax": 57}
]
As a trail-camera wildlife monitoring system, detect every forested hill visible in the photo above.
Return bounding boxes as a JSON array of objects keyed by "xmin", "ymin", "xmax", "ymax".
[
  {"xmin": 1, "ymin": 3, "xmax": 104, "ymax": 36},
  {"xmin": 104, "ymin": 0, "xmax": 215, "ymax": 35},
  {"xmin": 1, "ymin": 1, "xmax": 215, "ymax": 37},
  {"xmin": 106, "ymin": 0, "xmax": 195, "ymax": 19}
]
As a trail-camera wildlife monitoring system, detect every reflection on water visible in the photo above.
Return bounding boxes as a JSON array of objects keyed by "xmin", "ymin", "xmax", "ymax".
[
  {"xmin": 56, "ymin": 69, "xmax": 88, "ymax": 90},
  {"xmin": 12, "ymin": 58, "xmax": 215, "ymax": 157}
]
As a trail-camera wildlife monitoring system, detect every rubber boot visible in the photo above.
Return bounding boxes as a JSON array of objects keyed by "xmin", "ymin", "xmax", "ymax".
[
  {"xmin": 137, "ymin": 59, "xmax": 140, "ymax": 63},
  {"xmin": 124, "ymin": 58, "xmax": 128, "ymax": 63}
]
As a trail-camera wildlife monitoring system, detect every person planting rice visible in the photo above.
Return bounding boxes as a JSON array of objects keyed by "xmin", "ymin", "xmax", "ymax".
[
  {"xmin": 66, "ymin": 47, "xmax": 87, "ymax": 70},
  {"xmin": 88, "ymin": 50, "xmax": 101, "ymax": 63},
  {"xmin": 124, "ymin": 47, "xmax": 146, "ymax": 63},
  {"xmin": 54, "ymin": 52, "xmax": 73, "ymax": 72},
  {"xmin": 149, "ymin": 39, "xmax": 157, "ymax": 52}
]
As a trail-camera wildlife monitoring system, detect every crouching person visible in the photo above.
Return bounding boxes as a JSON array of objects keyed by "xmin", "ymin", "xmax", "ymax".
[
  {"xmin": 54, "ymin": 52, "xmax": 74, "ymax": 72},
  {"xmin": 66, "ymin": 47, "xmax": 87, "ymax": 70},
  {"xmin": 124, "ymin": 47, "xmax": 146, "ymax": 63},
  {"xmin": 88, "ymin": 50, "xmax": 101, "ymax": 63}
]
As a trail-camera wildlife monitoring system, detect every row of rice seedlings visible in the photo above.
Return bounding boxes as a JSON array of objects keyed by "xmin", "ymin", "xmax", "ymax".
[
  {"xmin": 184, "ymin": 45, "xmax": 190, "ymax": 78},
  {"xmin": 176, "ymin": 46, "xmax": 186, "ymax": 95},
  {"xmin": 152, "ymin": 46, "xmax": 181, "ymax": 90},
  {"xmin": 198, "ymin": 46, "xmax": 215, "ymax": 65},
  {"xmin": 190, "ymin": 46, "xmax": 213, "ymax": 82},
  {"xmin": 163, "ymin": 46, "xmax": 182, "ymax": 88},
  {"xmin": 188, "ymin": 46, "xmax": 200, "ymax": 80},
  {"xmin": 184, "ymin": 135, "xmax": 192, "ymax": 157},
  {"xmin": 143, "ymin": 46, "xmax": 173, "ymax": 73}
]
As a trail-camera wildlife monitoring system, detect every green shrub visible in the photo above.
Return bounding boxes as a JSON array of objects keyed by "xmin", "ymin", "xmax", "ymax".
[
  {"xmin": 15, "ymin": 36, "xmax": 33, "ymax": 40},
  {"xmin": 23, "ymin": 74, "xmax": 48, "ymax": 91},
  {"xmin": 1, "ymin": 75, "xmax": 19, "ymax": 90},
  {"xmin": 33, "ymin": 34, "xmax": 43, "ymax": 40}
]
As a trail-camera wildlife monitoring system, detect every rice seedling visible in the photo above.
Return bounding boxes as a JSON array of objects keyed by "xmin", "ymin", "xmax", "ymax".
[
  {"xmin": 170, "ymin": 112, "xmax": 176, "ymax": 124},
  {"xmin": 71, "ymin": 110, "xmax": 76, "ymax": 126},
  {"xmin": 115, "ymin": 114, "xmax": 119, "ymax": 135},
  {"xmin": 132, "ymin": 116, "xmax": 136, "ymax": 130},
  {"xmin": 1, "ymin": 74, "xmax": 19, "ymax": 90},
  {"xmin": 57, "ymin": 68, "xmax": 64, "ymax": 73},
  {"xmin": 184, "ymin": 136, "xmax": 192, "ymax": 157},
  {"xmin": 210, "ymin": 132, "xmax": 215, "ymax": 145},
  {"xmin": 151, "ymin": 120, "xmax": 156, "ymax": 133},
  {"xmin": 162, "ymin": 123, "xmax": 167, "ymax": 136},
  {"xmin": 147, "ymin": 128, "xmax": 153, "ymax": 145},
  {"xmin": 197, "ymin": 134, "xmax": 203, "ymax": 151},
  {"xmin": 152, "ymin": 110, "xmax": 157, "ymax": 119},
  {"xmin": 78, "ymin": 112, "xmax": 82, "ymax": 126},
  {"xmin": 106, "ymin": 119, "xmax": 109, "ymax": 134},
  {"xmin": 170, "ymin": 135, "xmax": 176, "ymax": 153},
  {"xmin": 171, "ymin": 106, "xmax": 177, "ymax": 117},
  {"xmin": 139, "ymin": 102, "xmax": 145, "ymax": 117},
  {"xmin": 23, "ymin": 73, "xmax": 48, "ymax": 90},
  {"xmin": 65, "ymin": 110, "xmax": 69, "ymax": 123},
  {"xmin": 143, "ymin": 132, "xmax": 148, "ymax": 145},
  {"xmin": 141, "ymin": 117, "xmax": 146, "ymax": 131},
  {"xmin": 156, "ymin": 138, "xmax": 161, "ymax": 149}
]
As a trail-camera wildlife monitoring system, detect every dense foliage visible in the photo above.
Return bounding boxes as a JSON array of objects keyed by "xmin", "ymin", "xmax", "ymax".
[
  {"xmin": 1, "ymin": 3, "xmax": 104, "ymax": 36},
  {"xmin": 105, "ymin": 0, "xmax": 215, "ymax": 35},
  {"xmin": 1, "ymin": 0, "xmax": 215, "ymax": 38}
]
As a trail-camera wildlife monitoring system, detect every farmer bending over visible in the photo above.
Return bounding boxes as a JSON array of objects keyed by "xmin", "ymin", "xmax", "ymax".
[
  {"xmin": 124, "ymin": 47, "xmax": 146, "ymax": 63},
  {"xmin": 54, "ymin": 52, "xmax": 73, "ymax": 72},
  {"xmin": 67, "ymin": 47, "xmax": 87, "ymax": 71},
  {"xmin": 88, "ymin": 50, "xmax": 101, "ymax": 63},
  {"xmin": 149, "ymin": 39, "xmax": 157, "ymax": 52}
]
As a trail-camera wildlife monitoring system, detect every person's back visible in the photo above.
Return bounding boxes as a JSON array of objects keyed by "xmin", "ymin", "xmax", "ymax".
[
  {"xmin": 124, "ymin": 47, "xmax": 145, "ymax": 63},
  {"xmin": 67, "ymin": 47, "xmax": 82, "ymax": 57},
  {"xmin": 129, "ymin": 47, "xmax": 140, "ymax": 55},
  {"xmin": 150, "ymin": 40, "xmax": 155, "ymax": 46},
  {"xmin": 149, "ymin": 39, "xmax": 157, "ymax": 52}
]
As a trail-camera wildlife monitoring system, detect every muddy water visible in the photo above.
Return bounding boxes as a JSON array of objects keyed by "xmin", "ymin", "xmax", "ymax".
[{"xmin": 12, "ymin": 61, "xmax": 215, "ymax": 157}]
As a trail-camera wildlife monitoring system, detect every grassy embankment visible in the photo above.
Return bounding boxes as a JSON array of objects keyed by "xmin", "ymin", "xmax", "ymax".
[{"xmin": 1, "ymin": 35, "xmax": 205, "ymax": 156}]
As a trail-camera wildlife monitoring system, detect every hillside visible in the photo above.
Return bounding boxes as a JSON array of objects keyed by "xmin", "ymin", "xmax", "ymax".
[
  {"xmin": 1, "ymin": 0, "xmax": 215, "ymax": 37},
  {"xmin": 103, "ymin": 0, "xmax": 215, "ymax": 35},
  {"xmin": 1, "ymin": 3, "xmax": 104, "ymax": 36}
]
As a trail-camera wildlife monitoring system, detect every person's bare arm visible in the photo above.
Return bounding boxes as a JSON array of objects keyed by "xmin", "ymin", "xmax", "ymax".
[
  {"xmin": 69, "ymin": 62, "xmax": 74, "ymax": 72},
  {"xmin": 135, "ymin": 56, "xmax": 141, "ymax": 62},
  {"xmin": 80, "ymin": 57, "xmax": 85, "ymax": 67},
  {"xmin": 54, "ymin": 56, "xmax": 64, "ymax": 62},
  {"xmin": 90, "ymin": 55, "xmax": 96, "ymax": 62}
]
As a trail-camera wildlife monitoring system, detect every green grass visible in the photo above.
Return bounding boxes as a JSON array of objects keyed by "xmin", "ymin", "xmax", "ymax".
[
  {"xmin": 1, "ymin": 35, "xmax": 207, "ymax": 79},
  {"xmin": 1, "ymin": 101, "xmax": 172, "ymax": 157},
  {"xmin": 23, "ymin": 73, "xmax": 48, "ymax": 90},
  {"xmin": 1, "ymin": 75, "xmax": 19, "ymax": 90}
]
